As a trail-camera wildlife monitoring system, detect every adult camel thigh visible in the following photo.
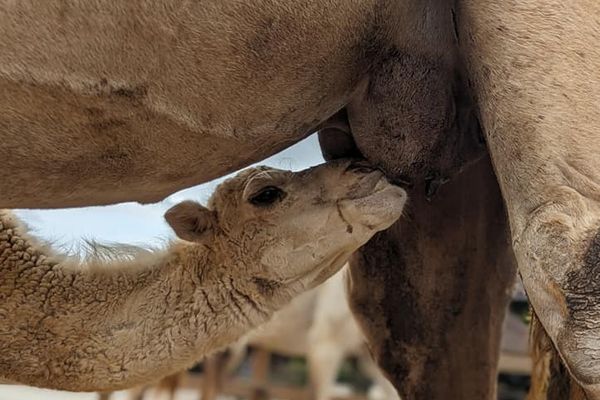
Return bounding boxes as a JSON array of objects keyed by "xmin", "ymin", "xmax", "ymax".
[
  {"xmin": 458, "ymin": 0, "xmax": 600, "ymax": 396},
  {"xmin": 346, "ymin": 156, "xmax": 516, "ymax": 400}
]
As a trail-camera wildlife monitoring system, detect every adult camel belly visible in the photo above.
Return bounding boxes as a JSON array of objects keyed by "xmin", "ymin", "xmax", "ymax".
[{"xmin": 0, "ymin": 0, "xmax": 377, "ymax": 208}]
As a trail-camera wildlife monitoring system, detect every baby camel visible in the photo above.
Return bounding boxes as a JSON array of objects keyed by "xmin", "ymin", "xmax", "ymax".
[{"xmin": 0, "ymin": 160, "xmax": 405, "ymax": 393}]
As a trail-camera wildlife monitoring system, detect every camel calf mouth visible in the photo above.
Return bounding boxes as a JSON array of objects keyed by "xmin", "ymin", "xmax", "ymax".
[{"xmin": 344, "ymin": 170, "xmax": 386, "ymax": 200}]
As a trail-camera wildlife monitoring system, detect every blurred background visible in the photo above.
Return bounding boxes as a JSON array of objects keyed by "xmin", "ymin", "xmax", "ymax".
[{"xmin": 2, "ymin": 135, "xmax": 532, "ymax": 400}]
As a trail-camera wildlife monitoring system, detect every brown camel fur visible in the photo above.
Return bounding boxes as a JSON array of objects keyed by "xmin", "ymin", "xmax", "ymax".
[
  {"xmin": 0, "ymin": 160, "xmax": 406, "ymax": 391},
  {"xmin": 2, "ymin": 1, "xmax": 600, "ymax": 398},
  {"xmin": 340, "ymin": 155, "xmax": 517, "ymax": 399}
]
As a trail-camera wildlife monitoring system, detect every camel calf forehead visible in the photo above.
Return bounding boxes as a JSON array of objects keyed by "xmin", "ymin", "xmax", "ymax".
[{"xmin": 208, "ymin": 161, "xmax": 346, "ymax": 210}]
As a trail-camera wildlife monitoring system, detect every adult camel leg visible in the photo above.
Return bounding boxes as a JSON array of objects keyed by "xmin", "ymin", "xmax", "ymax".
[
  {"xmin": 528, "ymin": 314, "xmax": 587, "ymax": 400},
  {"xmin": 318, "ymin": 40, "xmax": 513, "ymax": 396},
  {"xmin": 458, "ymin": 0, "xmax": 600, "ymax": 397},
  {"xmin": 320, "ymin": 1, "xmax": 514, "ymax": 396},
  {"xmin": 346, "ymin": 156, "xmax": 516, "ymax": 399}
]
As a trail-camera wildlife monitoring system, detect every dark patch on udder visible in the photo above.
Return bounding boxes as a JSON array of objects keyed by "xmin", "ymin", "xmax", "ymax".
[
  {"xmin": 564, "ymin": 227, "xmax": 600, "ymax": 328},
  {"xmin": 85, "ymin": 107, "xmax": 104, "ymax": 117},
  {"xmin": 252, "ymin": 277, "xmax": 280, "ymax": 297},
  {"xmin": 90, "ymin": 119, "xmax": 127, "ymax": 131},
  {"xmin": 317, "ymin": 108, "xmax": 360, "ymax": 161},
  {"xmin": 247, "ymin": 17, "xmax": 276, "ymax": 56},
  {"xmin": 110, "ymin": 85, "xmax": 148, "ymax": 101},
  {"xmin": 92, "ymin": 78, "xmax": 148, "ymax": 105}
]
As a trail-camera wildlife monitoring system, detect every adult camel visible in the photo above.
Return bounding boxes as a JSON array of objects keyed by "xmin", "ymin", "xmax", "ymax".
[{"xmin": 1, "ymin": 0, "xmax": 599, "ymax": 399}]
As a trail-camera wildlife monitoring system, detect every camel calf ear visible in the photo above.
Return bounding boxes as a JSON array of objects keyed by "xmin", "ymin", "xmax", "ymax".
[{"xmin": 164, "ymin": 201, "xmax": 217, "ymax": 242}]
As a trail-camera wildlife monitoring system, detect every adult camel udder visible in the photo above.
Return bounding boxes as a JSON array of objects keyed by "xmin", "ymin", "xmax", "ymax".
[{"xmin": 0, "ymin": 160, "xmax": 406, "ymax": 392}]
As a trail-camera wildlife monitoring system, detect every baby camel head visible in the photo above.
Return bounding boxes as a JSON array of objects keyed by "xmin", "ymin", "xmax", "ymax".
[{"xmin": 165, "ymin": 160, "xmax": 406, "ymax": 292}]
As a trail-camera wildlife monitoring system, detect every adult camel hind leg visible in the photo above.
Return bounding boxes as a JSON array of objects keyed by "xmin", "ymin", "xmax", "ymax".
[
  {"xmin": 528, "ymin": 314, "xmax": 587, "ymax": 400},
  {"xmin": 458, "ymin": 0, "xmax": 600, "ymax": 397},
  {"xmin": 348, "ymin": 156, "xmax": 516, "ymax": 399}
]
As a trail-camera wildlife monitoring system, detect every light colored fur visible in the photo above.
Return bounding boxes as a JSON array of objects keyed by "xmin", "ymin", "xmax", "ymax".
[
  {"xmin": 2, "ymin": 1, "xmax": 600, "ymax": 397},
  {"xmin": 0, "ymin": 0, "xmax": 386, "ymax": 208},
  {"xmin": 0, "ymin": 3, "xmax": 499, "ymax": 398},
  {"xmin": 0, "ymin": 161, "xmax": 405, "ymax": 392},
  {"xmin": 458, "ymin": 1, "xmax": 600, "ymax": 397},
  {"xmin": 0, "ymin": 0, "xmax": 462, "ymax": 209},
  {"xmin": 132, "ymin": 267, "xmax": 399, "ymax": 400}
]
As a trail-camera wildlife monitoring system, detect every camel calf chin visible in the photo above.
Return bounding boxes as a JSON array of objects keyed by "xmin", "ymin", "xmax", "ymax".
[{"xmin": 0, "ymin": 159, "xmax": 406, "ymax": 393}]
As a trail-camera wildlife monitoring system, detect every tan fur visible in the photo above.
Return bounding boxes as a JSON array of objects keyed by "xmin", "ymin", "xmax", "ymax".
[
  {"xmin": 131, "ymin": 267, "xmax": 398, "ymax": 400},
  {"xmin": 1, "ymin": 3, "xmax": 486, "ymax": 397},
  {"xmin": 528, "ymin": 313, "xmax": 552, "ymax": 400},
  {"xmin": 2, "ymin": 1, "xmax": 600, "ymax": 398},
  {"xmin": 458, "ymin": 0, "xmax": 600, "ymax": 397},
  {"xmin": 0, "ymin": 0, "xmax": 482, "ymax": 209},
  {"xmin": 0, "ymin": 160, "xmax": 405, "ymax": 391},
  {"xmin": 0, "ymin": 0, "xmax": 385, "ymax": 208}
]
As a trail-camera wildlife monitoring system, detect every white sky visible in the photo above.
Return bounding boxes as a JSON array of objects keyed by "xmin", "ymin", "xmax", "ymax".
[{"xmin": 15, "ymin": 135, "xmax": 324, "ymax": 247}]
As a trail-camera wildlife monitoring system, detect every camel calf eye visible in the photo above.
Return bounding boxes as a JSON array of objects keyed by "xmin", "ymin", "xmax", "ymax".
[{"xmin": 249, "ymin": 186, "xmax": 286, "ymax": 206}]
